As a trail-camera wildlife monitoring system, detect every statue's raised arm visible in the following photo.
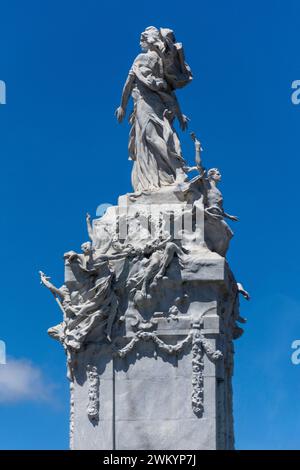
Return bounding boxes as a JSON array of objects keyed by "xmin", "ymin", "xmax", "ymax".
[{"xmin": 39, "ymin": 271, "xmax": 65, "ymax": 300}]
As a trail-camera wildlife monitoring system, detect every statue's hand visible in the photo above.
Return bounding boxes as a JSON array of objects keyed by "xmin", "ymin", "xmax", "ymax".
[
  {"xmin": 115, "ymin": 106, "xmax": 125, "ymax": 123},
  {"xmin": 179, "ymin": 114, "xmax": 189, "ymax": 131},
  {"xmin": 39, "ymin": 270, "xmax": 49, "ymax": 285},
  {"xmin": 86, "ymin": 212, "xmax": 91, "ymax": 223},
  {"xmin": 237, "ymin": 282, "xmax": 250, "ymax": 300}
]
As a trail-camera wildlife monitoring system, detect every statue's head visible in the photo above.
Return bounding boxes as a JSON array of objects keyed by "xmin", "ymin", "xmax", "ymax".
[
  {"xmin": 140, "ymin": 26, "xmax": 163, "ymax": 51},
  {"xmin": 81, "ymin": 241, "xmax": 92, "ymax": 255},
  {"xmin": 207, "ymin": 168, "xmax": 222, "ymax": 183}
]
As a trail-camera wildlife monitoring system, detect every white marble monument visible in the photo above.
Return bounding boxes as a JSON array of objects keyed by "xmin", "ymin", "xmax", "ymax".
[{"xmin": 40, "ymin": 26, "xmax": 249, "ymax": 450}]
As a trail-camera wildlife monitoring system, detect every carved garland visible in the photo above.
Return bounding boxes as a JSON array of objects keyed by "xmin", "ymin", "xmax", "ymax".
[
  {"xmin": 112, "ymin": 330, "xmax": 193, "ymax": 358},
  {"xmin": 191, "ymin": 331, "xmax": 222, "ymax": 417},
  {"xmin": 111, "ymin": 328, "xmax": 222, "ymax": 417},
  {"xmin": 86, "ymin": 365, "xmax": 100, "ymax": 421},
  {"xmin": 191, "ymin": 333, "xmax": 204, "ymax": 416}
]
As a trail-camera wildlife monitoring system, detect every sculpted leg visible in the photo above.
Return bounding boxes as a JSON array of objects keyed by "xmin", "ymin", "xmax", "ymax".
[
  {"xmin": 141, "ymin": 254, "xmax": 161, "ymax": 297},
  {"xmin": 155, "ymin": 243, "xmax": 179, "ymax": 280}
]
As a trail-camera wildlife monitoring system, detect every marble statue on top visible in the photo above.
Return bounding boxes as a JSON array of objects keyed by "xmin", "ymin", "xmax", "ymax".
[{"xmin": 115, "ymin": 26, "xmax": 192, "ymax": 192}]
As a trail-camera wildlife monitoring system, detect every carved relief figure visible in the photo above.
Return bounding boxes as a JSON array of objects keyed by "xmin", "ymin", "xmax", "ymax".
[
  {"xmin": 40, "ymin": 242, "xmax": 119, "ymax": 348},
  {"xmin": 127, "ymin": 236, "xmax": 187, "ymax": 298}
]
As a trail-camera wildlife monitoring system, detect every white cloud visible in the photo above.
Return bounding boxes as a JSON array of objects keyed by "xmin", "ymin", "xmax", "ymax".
[{"xmin": 0, "ymin": 358, "xmax": 55, "ymax": 403}]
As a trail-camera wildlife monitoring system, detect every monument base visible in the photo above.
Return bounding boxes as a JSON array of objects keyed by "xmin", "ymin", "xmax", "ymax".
[{"xmin": 70, "ymin": 257, "xmax": 237, "ymax": 450}]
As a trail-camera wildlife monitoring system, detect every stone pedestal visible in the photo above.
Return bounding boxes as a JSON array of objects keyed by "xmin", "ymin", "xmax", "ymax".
[{"xmin": 70, "ymin": 245, "xmax": 238, "ymax": 450}]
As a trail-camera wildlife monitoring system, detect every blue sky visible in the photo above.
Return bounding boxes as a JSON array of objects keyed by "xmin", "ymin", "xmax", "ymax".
[{"xmin": 0, "ymin": 0, "xmax": 300, "ymax": 450}]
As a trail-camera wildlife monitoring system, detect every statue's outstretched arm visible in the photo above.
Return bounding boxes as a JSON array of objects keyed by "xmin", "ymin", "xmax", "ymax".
[
  {"xmin": 115, "ymin": 73, "xmax": 135, "ymax": 123},
  {"xmin": 86, "ymin": 213, "xmax": 94, "ymax": 242},
  {"xmin": 223, "ymin": 211, "xmax": 239, "ymax": 222},
  {"xmin": 189, "ymin": 132, "xmax": 205, "ymax": 175},
  {"xmin": 237, "ymin": 282, "xmax": 250, "ymax": 300},
  {"xmin": 39, "ymin": 271, "xmax": 65, "ymax": 300}
]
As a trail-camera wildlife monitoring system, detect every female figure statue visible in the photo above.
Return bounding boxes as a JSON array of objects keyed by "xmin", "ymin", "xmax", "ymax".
[{"xmin": 116, "ymin": 26, "xmax": 192, "ymax": 193}]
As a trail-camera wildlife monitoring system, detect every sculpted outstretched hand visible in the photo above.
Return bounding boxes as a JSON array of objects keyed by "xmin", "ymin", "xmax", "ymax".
[
  {"xmin": 39, "ymin": 271, "xmax": 49, "ymax": 286},
  {"xmin": 115, "ymin": 106, "xmax": 125, "ymax": 123},
  {"xmin": 227, "ymin": 215, "xmax": 239, "ymax": 222},
  {"xmin": 179, "ymin": 114, "xmax": 189, "ymax": 131},
  {"xmin": 237, "ymin": 282, "xmax": 250, "ymax": 300}
]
